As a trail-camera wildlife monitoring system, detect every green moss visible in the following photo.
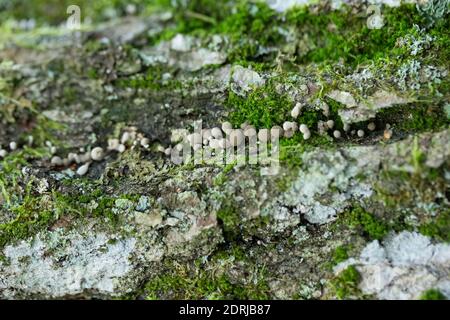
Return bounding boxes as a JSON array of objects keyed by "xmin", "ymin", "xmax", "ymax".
[
  {"xmin": 54, "ymin": 188, "xmax": 139, "ymax": 228},
  {"xmin": 0, "ymin": 0, "xmax": 172, "ymax": 26},
  {"xmin": 215, "ymin": 192, "xmax": 272, "ymax": 243},
  {"xmin": 4, "ymin": 0, "xmax": 449, "ymax": 71},
  {"xmin": 213, "ymin": 162, "xmax": 236, "ymax": 186},
  {"xmin": 216, "ymin": 202, "xmax": 240, "ymax": 242},
  {"xmin": 0, "ymin": 197, "xmax": 55, "ymax": 248},
  {"xmin": 377, "ymin": 103, "xmax": 449, "ymax": 133},
  {"xmin": 213, "ymin": 244, "xmax": 247, "ymax": 262},
  {"xmin": 226, "ymin": 74, "xmax": 341, "ymax": 168},
  {"xmin": 287, "ymin": 5, "xmax": 413, "ymax": 66},
  {"xmin": 275, "ymin": 171, "xmax": 296, "ymax": 192},
  {"xmin": 410, "ymin": 136, "xmax": 426, "ymax": 173},
  {"xmin": 419, "ymin": 210, "xmax": 450, "ymax": 243},
  {"xmin": 345, "ymin": 207, "xmax": 389, "ymax": 241},
  {"xmin": 420, "ymin": 289, "xmax": 447, "ymax": 300},
  {"xmin": 145, "ymin": 256, "xmax": 270, "ymax": 300},
  {"xmin": 116, "ymin": 65, "xmax": 182, "ymax": 91},
  {"xmin": 145, "ymin": 271, "xmax": 268, "ymax": 300},
  {"xmin": 332, "ymin": 245, "xmax": 350, "ymax": 265},
  {"xmin": 0, "ymin": 170, "xmax": 138, "ymax": 248},
  {"xmin": 376, "ymin": 165, "xmax": 446, "ymax": 209},
  {"xmin": 330, "ymin": 265, "xmax": 362, "ymax": 300},
  {"xmin": 227, "ymin": 82, "xmax": 292, "ymax": 129},
  {"xmin": 0, "ymin": 147, "xmax": 49, "ymax": 177},
  {"xmin": 215, "ymin": 2, "xmax": 276, "ymax": 40},
  {"xmin": 279, "ymin": 133, "xmax": 333, "ymax": 168},
  {"xmin": 214, "ymin": 2, "xmax": 281, "ymax": 63},
  {"xmin": 325, "ymin": 97, "xmax": 345, "ymax": 130}
]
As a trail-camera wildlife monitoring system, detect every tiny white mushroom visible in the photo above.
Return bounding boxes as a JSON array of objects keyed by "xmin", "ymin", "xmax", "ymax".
[
  {"xmin": 202, "ymin": 129, "xmax": 212, "ymax": 139},
  {"xmin": 367, "ymin": 122, "xmax": 376, "ymax": 131},
  {"xmin": 283, "ymin": 121, "xmax": 297, "ymax": 132},
  {"xmin": 333, "ymin": 130, "xmax": 341, "ymax": 139},
  {"xmin": 50, "ymin": 146, "xmax": 57, "ymax": 155},
  {"xmin": 283, "ymin": 121, "xmax": 292, "ymax": 131},
  {"xmin": 175, "ymin": 144, "xmax": 183, "ymax": 152},
  {"xmin": 326, "ymin": 120, "xmax": 335, "ymax": 129},
  {"xmin": 317, "ymin": 121, "xmax": 327, "ymax": 136},
  {"xmin": 299, "ymin": 124, "xmax": 309, "ymax": 134},
  {"xmin": 221, "ymin": 121, "xmax": 232, "ymax": 134},
  {"xmin": 67, "ymin": 152, "xmax": 78, "ymax": 163},
  {"xmin": 291, "ymin": 122, "xmax": 298, "ymax": 132},
  {"xmin": 321, "ymin": 103, "xmax": 330, "ymax": 117},
  {"xmin": 303, "ymin": 130, "xmax": 311, "ymax": 140},
  {"xmin": 156, "ymin": 145, "xmax": 166, "ymax": 153},
  {"xmin": 0, "ymin": 149, "xmax": 7, "ymax": 158},
  {"xmin": 9, "ymin": 141, "xmax": 17, "ymax": 151},
  {"xmin": 211, "ymin": 127, "xmax": 223, "ymax": 139},
  {"xmin": 51, "ymin": 156, "xmax": 63, "ymax": 166},
  {"xmin": 121, "ymin": 132, "xmax": 131, "ymax": 144},
  {"xmin": 91, "ymin": 147, "xmax": 104, "ymax": 161},
  {"xmin": 80, "ymin": 151, "xmax": 92, "ymax": 162},
  {"xmin": 164, "ymin": 147, "xmax": 172, "ymax": 156},
  {"xmin": 357, "ymin": 129, "xmax": 365, "ymax": 137},
  {"xmin": 271, "ymin": 126, "xmax": 283, "ymax": 138},
  {"xmin": 107, "ymin": 138, "xmax": 120, "ymax": 151},
  {"xmin": 27, "ymin": 135, "xmax": 34, "ymax": 146},
  {"xmin": 384, "ymin": 129, "xmax": 393, "ymax": 140},
  {"xmin": 244, "ymin": 127, "xmax": 257, "ymax": 137},
  {"xmin": 76, "ymin": 163, "xmax": 90, "ymax": 176},
  {"xmin": 240, "ymin": 122, "xmax": 249, "ymax": 130},
  {"xmin": 284, "ymin": 130, "xmax": 295, "ymax": 138},
  {"xmin": 73, "ymin": 154, "xmax": 82, "ymax": 164},
  {"xmin": 117, "ymin": 144, "xmax": 126, "ymax": 153},
  {"xmin": 291, "ymin": 104, "xmax": 301, "ymax": 119},
  {"xmin": 140, "ymin": 138, "xmax": 150, "ymax": 148}
]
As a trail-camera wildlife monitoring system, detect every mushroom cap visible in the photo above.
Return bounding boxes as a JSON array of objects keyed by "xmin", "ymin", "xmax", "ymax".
[
  {"xmin": 299, "ymin": 124, "xmax": 309, "ymax": 134},
  {"xmin": 291, "ymin": 105, "xmax": 301, "ymax": 118},
  {"xmin": 9, "ymin": 141, "xmax": 17, "ymax": 150},
  {"xmin": 211, "ymin": 127, "xmax": 223, "ymax": 139},
  {"xmin": 76, "ymin": 163, "xmax": 90, "ymax": 176},
  {"xmin": 51, "ymin": 156, "xmax": 63, "ymax": 166},
  {"xmin": 326, "ymin": 120, "xmax": 335, "ymax": 129},
  {"xmin": 91, "ymin": 147, "xmax": 104, "ymax": 161},
  {"xmin": 333, "ymin": 130, "xmax": 341, "ymax": 138},
  {"xmin": 271, "ymin": 126, "xmax": 283, "ymax": 138}
]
